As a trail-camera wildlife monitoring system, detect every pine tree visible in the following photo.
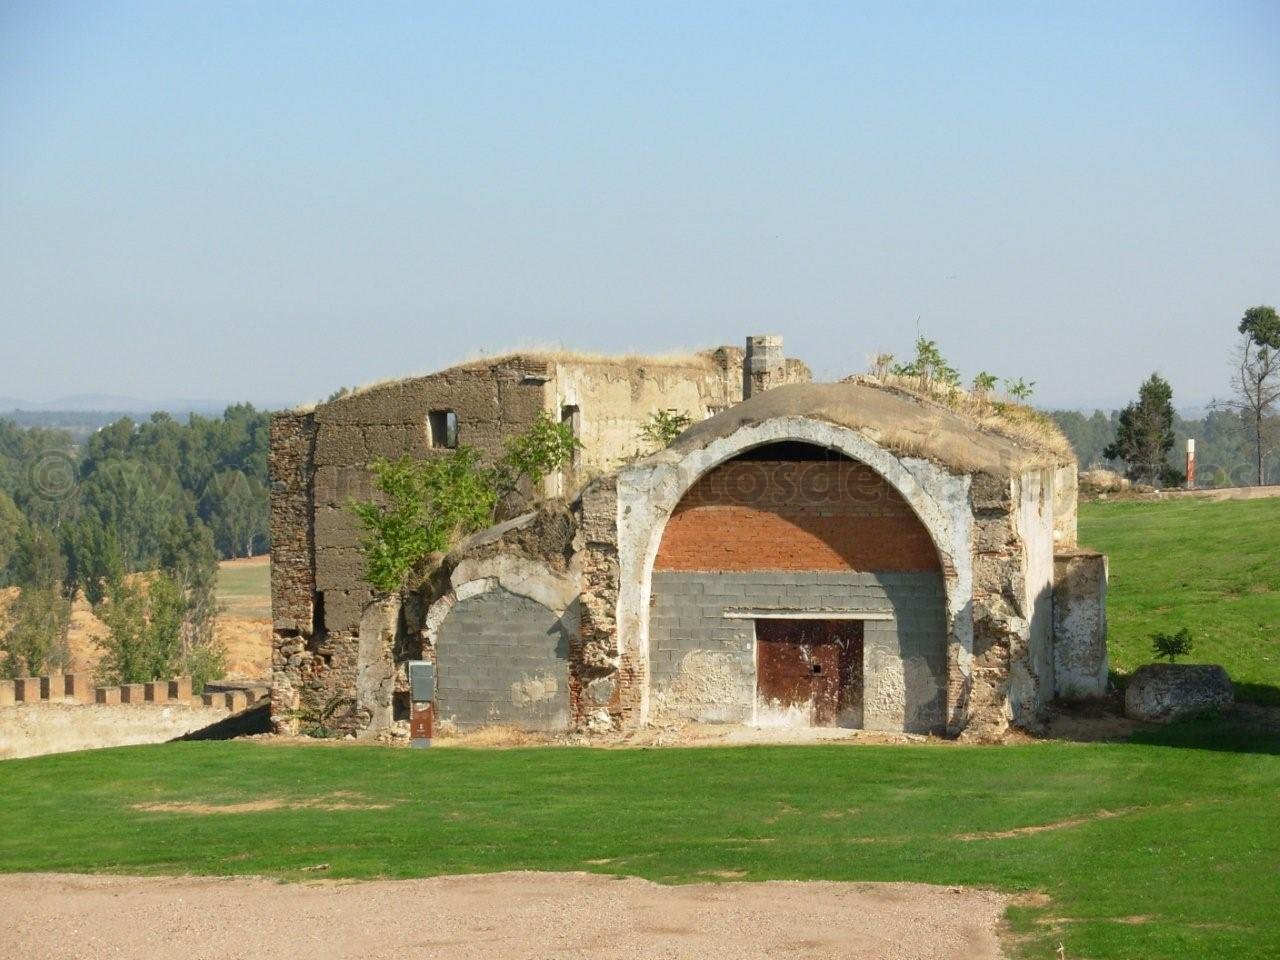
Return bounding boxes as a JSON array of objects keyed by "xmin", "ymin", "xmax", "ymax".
[{"xmin": 1104, "ymin": 374, "xmax": 1176, "ymax": 486}]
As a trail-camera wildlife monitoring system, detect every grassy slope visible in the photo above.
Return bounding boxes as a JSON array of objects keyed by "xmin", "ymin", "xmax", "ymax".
[
  {"xmin": 215, "ymin": 558, "xmax": 270, "ymax": 619},
  {"xmin": 2, "ymin": 729, "xmax": 1278, "ymax": 960},
  {"xmin": 1078, "ymin": 498, "xmax": 1280, "ymax": 703}
]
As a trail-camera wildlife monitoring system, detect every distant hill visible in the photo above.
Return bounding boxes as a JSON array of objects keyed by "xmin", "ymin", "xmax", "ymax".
[{"xmin": 0, "ymin": 394, "xmax": 229, "ymax": 414}]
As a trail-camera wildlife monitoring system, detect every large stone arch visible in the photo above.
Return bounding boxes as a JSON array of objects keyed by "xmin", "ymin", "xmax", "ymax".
[{"xmin": 613, "ymin": 415, "xmax": 975, "ymax": 732}]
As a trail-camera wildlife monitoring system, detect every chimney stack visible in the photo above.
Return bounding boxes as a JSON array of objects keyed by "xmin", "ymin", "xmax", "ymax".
[{"xmin": 744, "ymin": 335, "xmax": 785, "ymax": 398}]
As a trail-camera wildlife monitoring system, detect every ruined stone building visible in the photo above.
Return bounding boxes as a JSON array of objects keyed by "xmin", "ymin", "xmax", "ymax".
[{"xmin": 270, "ymin": 337, "xmax": 1108, "ymax": 740}]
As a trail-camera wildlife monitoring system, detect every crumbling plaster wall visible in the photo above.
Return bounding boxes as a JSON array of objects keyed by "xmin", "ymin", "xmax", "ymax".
[
  {"xmin": 964, "ymin": 467, "xmax": 1059, "ymax": 739},
  {"xmin": 1052, "ymin": 463, "xmax": 1079, "ymax": 547},
  {"xmin": 1012, "ymin": 468, "xmax": 1056, "ymax": 720},
  {"xmin": 1052, "ymin": 550, "xmax": 1109, "ymax": 701},
  {"xmin": 552, "ymin": 352, "xmax": 745, "ymax": 479},
  {"xmin": 605, "ymin": 416, "xmax": 975, "ymax": 734}
]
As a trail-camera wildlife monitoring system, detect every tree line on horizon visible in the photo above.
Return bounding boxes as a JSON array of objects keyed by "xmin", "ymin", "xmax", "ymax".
[
  {"xmin": 1057, "ymin": 305, "xmax": 1279, "ymax": 488},
  {"xmin": 0, "ymin": 405, "xmax": 270, "ymax": 689}
]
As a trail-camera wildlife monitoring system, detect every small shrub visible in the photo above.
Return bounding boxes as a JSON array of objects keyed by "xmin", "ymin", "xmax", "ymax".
[
  {"xmin": 288, "ymin": 694, "xmax": 355, "ymax": 738},
  {"xmin": 352, "ymin": 449, "xmax": 496, "ymax": 593},
  {"xmin": 639, "ymin": 409, "xmax": 693, "ymax": 450},
  {"xmin": 1151, "ymin": 627, "xmax": 1194, "ymax": 663}
]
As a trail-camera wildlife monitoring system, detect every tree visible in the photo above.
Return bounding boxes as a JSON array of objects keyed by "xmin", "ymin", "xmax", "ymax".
[
  {"xmin": 1219, "ymin": 306, "xmax": 1280, "ymax": 485},
  {"xmin": 10, "ymin": 522, "xmax": 67, "ymax": 589},
  {"xmin": 351, "ymin": 414, "xmax": 579, "ymax": 594},
  {"xmin": 95, "ymin": 565, "xmax": 225, "ymax": 693},
  {"xmin": 0, "ymin": 491, "xmax": 22, "ymax": 584},
  {"xmin": 1104, "ymin": 374, "xmax": 1176, "ymax": 486},
  {"xmin": 0, "ymin": 584, "xmax": 70, "ymax": 678},
  {"xmin": 203, "ymin": 469, "xmax": 268, "ymax": 558},
  {"xmin": 64, "ymin": 514, "xmax": 124, "ymax": 605}
]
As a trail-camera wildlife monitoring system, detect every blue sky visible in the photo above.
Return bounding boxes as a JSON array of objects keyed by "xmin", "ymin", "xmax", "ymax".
[{"xmin": 1, "ymin": 1, "xmax": 1277, "ymax": 410}]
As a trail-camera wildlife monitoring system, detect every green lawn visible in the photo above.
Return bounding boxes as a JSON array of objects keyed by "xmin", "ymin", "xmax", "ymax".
[
  {"xmin": 2, "ymin": 727, "xmax": 1277, "ymax": 959},
  {"xmin": 215, "ymin": 558, "xmax": 270, "ymax": 619},
  {"xmin": 1079, "ymin": 497, "xmax": 1280, "ymax": 704}
]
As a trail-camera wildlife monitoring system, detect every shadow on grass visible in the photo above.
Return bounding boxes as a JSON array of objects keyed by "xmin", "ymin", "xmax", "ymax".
[
  {"xmin": 1127, "ymin": 713, "xmax": 1280, "ymax": 756},
  {"xmin": 1232, "ymin": 680, "xmax": 1280, "ymax": 706}
]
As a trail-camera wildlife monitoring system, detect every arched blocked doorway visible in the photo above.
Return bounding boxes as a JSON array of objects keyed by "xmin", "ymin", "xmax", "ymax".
[{"xmin": 613, "ymin": 415, "xmax": 974, "ymax": 734}]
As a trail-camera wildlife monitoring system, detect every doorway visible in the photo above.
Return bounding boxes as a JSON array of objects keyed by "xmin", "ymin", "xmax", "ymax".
[{"xmin": 755, "ymin": 619, "xmax": 864, "ymax": 727}]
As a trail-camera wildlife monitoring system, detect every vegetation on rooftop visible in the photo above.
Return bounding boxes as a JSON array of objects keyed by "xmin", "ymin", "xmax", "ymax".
[{"xmin": 860, "ymin": 335, "xmax": 1072, "ymax": 461}]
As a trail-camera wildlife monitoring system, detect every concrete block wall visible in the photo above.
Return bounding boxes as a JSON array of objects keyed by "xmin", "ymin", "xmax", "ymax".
[
  {"xmin": 434, "ymin": 586, "xmax": 573, "ymax": 732},
  {"xmin": 649, "ymin": 571, "xmax": 948, "ymax": 732}
]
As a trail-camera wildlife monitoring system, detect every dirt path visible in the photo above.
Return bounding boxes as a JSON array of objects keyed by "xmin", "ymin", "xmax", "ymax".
[{"xmin": 0, "ymin": 871, "xmax": 1007, "ymax": 960}]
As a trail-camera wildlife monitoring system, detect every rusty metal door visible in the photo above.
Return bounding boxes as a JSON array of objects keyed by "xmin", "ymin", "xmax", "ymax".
[{"xmin": 756, "ymin": 620, "xmax": 864, "ymax": 726}]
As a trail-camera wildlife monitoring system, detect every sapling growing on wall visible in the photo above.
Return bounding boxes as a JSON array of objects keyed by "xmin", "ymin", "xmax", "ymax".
[
  {"xmin": 971, "ymin": 371, "xmax": 999, "ymax": 398},
  {"xmin": 891, "ymin": 336, "xmax": 961, "ymax": 390},
  {"xmin": 351, "ymin": 412, "xmax": 580, "ymax": 593},
  {"xmin": 1151, "ymin": 627, "xmax": 1194, "ymax": 663},
  {"xmin": 1004, "ymin": 377, "xmax": 1036, "ymax": 402},
  {"xmin": 639, "ymin": 409, "xmax": 693, "ymax": 450}
]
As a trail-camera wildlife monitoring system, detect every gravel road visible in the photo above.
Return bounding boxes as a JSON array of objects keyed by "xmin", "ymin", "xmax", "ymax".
[{"xmin": 0, "ymin": 871, "xmax": 1007, "ymax": 959}]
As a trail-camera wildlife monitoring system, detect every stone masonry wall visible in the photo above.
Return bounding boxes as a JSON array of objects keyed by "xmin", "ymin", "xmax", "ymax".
[
  {"xmin": 311, "ymin": 358, "xmax": 551, "ymax": 637},
  {"xmin": 268, "ymin": 412, "xmax": 315, "ymax": 730},
  {"xmin": 650, "ymin": 571, "xmax": 947, "ymax": 732},
  {"xmin": 269, "ymin": 412, "xmax": 316, "ymax": 635},
  {"xmin": 572, "ymin": 476, "xmax": 627, "ymax": 729},
  {"xmin": 654, "ymin": 460, "xmax": 941, "ymax": 573}
]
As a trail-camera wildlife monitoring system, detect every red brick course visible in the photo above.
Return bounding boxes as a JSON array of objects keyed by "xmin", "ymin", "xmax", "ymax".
[{"xmin": 655, "ymin": 460, "xmax": 940, "ymax": 572}]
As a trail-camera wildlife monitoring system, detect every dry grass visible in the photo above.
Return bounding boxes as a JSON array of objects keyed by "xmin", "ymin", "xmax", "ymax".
[
  {"xmin": 0, "ymin": 559, "xmax": 271, "ymax": 681},
  {"xmin": 847, "ymin": 372, "xmax": 1074, "ymax": 462}
]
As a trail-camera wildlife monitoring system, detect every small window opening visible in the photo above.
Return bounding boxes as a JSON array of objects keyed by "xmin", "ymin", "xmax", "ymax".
[
  {"xmin": 428, "ymin": 410, "xmax": 458, "ymax": 448},
  {"xmin": 811, "ymin": 663, "xmax": 823, "ymax": 675},
  {"xmin": 560, "ymin": 405, "xmax": 581, "ymax": 467},
  {"xmin": 311, "ymin": 592, "xmax": 325, "ymax": 637}
]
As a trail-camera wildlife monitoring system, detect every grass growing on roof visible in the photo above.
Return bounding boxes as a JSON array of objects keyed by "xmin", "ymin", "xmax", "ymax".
[
  {"xmin": 1079, "ymin": 497, "xmax": 1280, "ymax": 703},
  {"xmin": 1, "ymin": 724, "xmax": 1277, "ymax": 960}
]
